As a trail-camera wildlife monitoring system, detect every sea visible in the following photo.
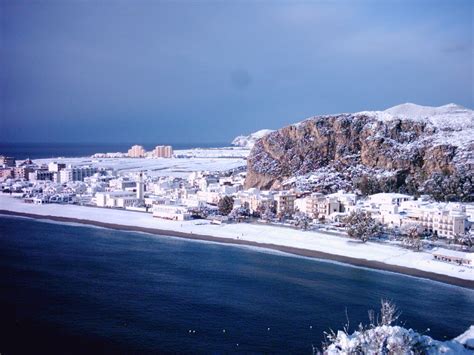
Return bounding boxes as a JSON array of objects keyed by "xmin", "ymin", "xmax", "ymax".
[
  {"xmin": 1, "ymin": 216, "xmax": 473, "ymax": 354},
  {"xmin": 0, "ymin": 142, "xmax": 229, "ymax": 160}
]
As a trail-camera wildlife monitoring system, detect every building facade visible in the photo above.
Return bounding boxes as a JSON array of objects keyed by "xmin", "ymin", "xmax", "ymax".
[
  {"xmin": 276, "ymin": 191, "xmax": 296, "ymax": 216},
  {"xmin": 127, "ymin": 145, "xmax": 146, "ymax": 158},
  {"xmin": 152, "ymin": 145, "xmax": 173, "ymax": 158},
  {"xmin": 59, "ymin": 166, "xmax": 98, "ymax": 183}
]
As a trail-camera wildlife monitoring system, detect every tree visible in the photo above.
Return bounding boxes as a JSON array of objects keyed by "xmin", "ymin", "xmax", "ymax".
[
  {"xmin": 402, "ymin": 225, "xmax": 424, "ymax": 251},
  {"xmin": 455, "ymin": 234, "xmax": 473, "ymax": 248},
  {"xmin": 343, "ymin": 210, "xmax": 382, "ymax": 242},
  {"xmin": 258, "ymin": 203, "xmax": 276, "ymax": 221},
  {"xmin": 218, "ymin": 196, "xmax": 234, "ymax": 216},
  {"xmin": 294, "ymin": 212, "xmax": 311, "ymax": 230},
  {"xmin": 228, "ymin": 205, "xmax": 250, "ymax": 220}
]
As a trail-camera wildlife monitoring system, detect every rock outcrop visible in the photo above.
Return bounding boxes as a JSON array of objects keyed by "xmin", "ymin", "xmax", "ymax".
[{"xmin": 244, "ymin": 104, "xmax": 473, "ymax": 199}]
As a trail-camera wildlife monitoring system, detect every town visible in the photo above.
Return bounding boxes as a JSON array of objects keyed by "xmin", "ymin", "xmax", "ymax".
[{"xmin": 1, "ymin": 145, "xmax": 473, "ymax": 268}]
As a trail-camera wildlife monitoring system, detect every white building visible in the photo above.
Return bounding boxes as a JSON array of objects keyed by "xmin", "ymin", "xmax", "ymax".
[
  {"xmin": 196, "ymin": 190, "xmax": 221, "ymax": 205},
  {"xmin": 152, "ymin": 204, "xmax": 191, "ymax": 221},
  {"xmin": 234, "ymin": 188, "xmax": 275, "ymax": 214},
  {"xmin": 95, "ymin": 191, "xmax": 137, "ymax": 208},
  {"xmin": 29, "ymin": 170, "xmax": 54, "ymax": 181},
  {"xmin": 408, "ymin": 204, "xmax": 468, "ymax": 238},
  {"xmin": 151, "ymin": 145, "xmax": 173, "ymax": 158},
  {"xmin": 306, "ymin": 193, "xmax": 340, "ymax": 219},
  {"xmin": 375, "ymin": 198, "xmax": 469, "ymax": 238},
  {"xmin": 275, "ymin": 191, "xmax": 296, "ymax": 216},
  {"xmin": 328, "ymin": 190, "xmax": 358, "ymax": 211},
  {"xmin": 59, "ymin": 166, "xmax": 99, "ymax": 183},
  {"xmin": 48, "ymin": 162, "xmax": 66, "ymax": 172},
  {"xmin": 369, "ymin": 193, "xmax": 413, "ymax": 206},
  {"xmin": 127, "ymin": 145, "xmax": 146, "ymax": 158},
  {"xmin": 109, "ymin": 177, "xmax": 137, "ymax": 190}
]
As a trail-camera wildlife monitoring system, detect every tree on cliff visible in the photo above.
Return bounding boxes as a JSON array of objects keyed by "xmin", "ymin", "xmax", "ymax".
[
  {"xmin": 343, "ymin": 211, "xmax": 382, "ymax": 242},
  {"xmin": 218, "ymin": 196, "xmax": 234, "ymax": 216}
]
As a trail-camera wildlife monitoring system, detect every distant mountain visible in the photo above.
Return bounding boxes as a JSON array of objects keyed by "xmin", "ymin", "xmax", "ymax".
[
  {"xmin": 232, "ymin": 129, "xmax": 274, "ymax": 149},
  {"xmin": 245, "ymin": 103, "xmax": 473, "ymax": 201}
]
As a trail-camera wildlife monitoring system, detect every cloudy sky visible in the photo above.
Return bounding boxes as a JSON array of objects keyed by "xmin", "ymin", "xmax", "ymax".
[{"xmin": 1, "ymin": 0, "xmax": 472, "ymax": 144}]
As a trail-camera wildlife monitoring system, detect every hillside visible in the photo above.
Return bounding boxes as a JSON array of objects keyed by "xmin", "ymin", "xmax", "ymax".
[
  {"xmin": 245, "ymin": 104, "xmax": 473, "ymax": 200},
  {"xmin": 232, "ymin": 129, "xmax": 274, "ymax": 149}
]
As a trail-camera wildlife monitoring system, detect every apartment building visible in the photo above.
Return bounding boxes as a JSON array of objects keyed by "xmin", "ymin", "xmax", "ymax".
[
  {"xmin": 276, "ymin": 191, "xmax": 296, "ymax": 216},
  {"xmin": 29, "ymin": 170, "xmax": 54, "ymax": 181},
  {"xmin": 409, "ymin": 206, "xmax": 467, "ymax": 238},
  {"xmin": 127, "ymin": 145, "xmax": 146, "ymax": 158},
  {"xmin": 151, "ymin": 145, "xmax": 173, "ymax": 158},
  {"xmin": 59, "ymin": 166, "xmax": 98, "ymax": 183},
  {"xmin": 306, "ymin": 193, "xmax": 340, "ymax": 219}
]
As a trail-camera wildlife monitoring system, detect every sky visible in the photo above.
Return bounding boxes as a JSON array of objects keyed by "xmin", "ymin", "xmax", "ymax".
[{"xmin": 1, "ymin": 0, "xmax": 472, "ymax": 144}]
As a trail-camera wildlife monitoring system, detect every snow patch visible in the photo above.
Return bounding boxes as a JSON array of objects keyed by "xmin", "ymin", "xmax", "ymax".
[
  {"xmin": 357, "ymin": 103, "xmax": 474, "ymax": 149},
  {"xmin": 232, "ymin": 129, "xmax": 274, "ymax": 149}
]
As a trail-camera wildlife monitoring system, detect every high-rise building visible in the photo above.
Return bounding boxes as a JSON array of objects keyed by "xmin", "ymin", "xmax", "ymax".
[
  {"xmin": 127, "ymin": 145, "xmax": 146, "ymax": 158},
  {"xmin": 151, "ymin": 145, "xmax": 173, "ymax": 158}
]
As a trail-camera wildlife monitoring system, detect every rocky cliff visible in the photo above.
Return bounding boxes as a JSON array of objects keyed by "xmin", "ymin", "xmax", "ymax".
[{"xmin": 245, "ymin": 103, "xmax": 473, "ymax": 200}]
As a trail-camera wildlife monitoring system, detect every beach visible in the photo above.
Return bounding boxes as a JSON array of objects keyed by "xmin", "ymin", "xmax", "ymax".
[{"xmin": 1, "ymin": 195, "xmax": 473, "ymax": 289}]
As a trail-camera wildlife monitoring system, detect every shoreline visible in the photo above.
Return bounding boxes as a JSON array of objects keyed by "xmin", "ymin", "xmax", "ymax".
[{"xmin": 1, "ymin": 209, "xmax": 473, "ymax": 290}]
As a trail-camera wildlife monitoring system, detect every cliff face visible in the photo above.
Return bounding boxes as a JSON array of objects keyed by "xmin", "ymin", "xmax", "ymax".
[{"xmin": 244, "ymin": 104, "xmax": 473, "ymax": 197}]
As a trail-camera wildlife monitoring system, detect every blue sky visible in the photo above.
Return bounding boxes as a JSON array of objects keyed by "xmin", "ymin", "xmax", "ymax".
[{"xmin": 1, "ymin": 0, "xmax": 472, "ymax": 144}]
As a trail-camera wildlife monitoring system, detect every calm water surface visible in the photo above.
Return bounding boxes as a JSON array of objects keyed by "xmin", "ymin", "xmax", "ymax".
[{"xmin": 0, "ymin": 216, "xmax": 473, "ymax": 354}]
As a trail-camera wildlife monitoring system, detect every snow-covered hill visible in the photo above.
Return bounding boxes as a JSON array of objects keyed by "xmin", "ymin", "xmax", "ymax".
[
  {"xmin": 358, "ymin": 103, "xmax": 474, "ymax": 149},
  {"xmin": 245, "ymin": 103, "xmax": 473, "ymax": 199},
  {"xmin": 232, "ymin": 129, "xmax": 274, "ymax": 149}
]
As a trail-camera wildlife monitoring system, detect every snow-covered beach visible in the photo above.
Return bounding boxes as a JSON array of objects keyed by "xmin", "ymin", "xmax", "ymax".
[{"xmin": 1, "ymin": 194, "xmax": 472, "ymax": 289}]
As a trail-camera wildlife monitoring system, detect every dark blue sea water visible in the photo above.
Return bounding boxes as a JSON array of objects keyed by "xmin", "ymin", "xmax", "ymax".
[
  {"xmin": 0, "ymin": 142, "xmax": 228, "ymax": 160},
  {"xmin": 0, "ymin": 216, "xmax": 473, "ymax": 354}
]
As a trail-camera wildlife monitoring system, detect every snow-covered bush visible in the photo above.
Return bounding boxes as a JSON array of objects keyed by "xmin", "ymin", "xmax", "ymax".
[
  {"xmin": 343, "ymin": 211, "xmax": 383, "ymax": 242},
  {"xmin": 323, "ymin": 300, "xmax": 474, "ymax": 354}
]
